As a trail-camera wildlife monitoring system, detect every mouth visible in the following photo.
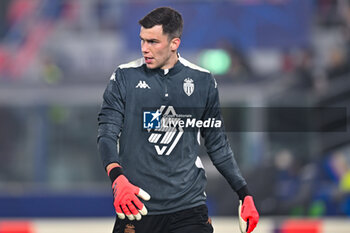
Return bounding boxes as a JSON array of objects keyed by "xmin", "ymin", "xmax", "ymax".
[{"xmin": 144, "ymin": 57, "xmax": 154, "ymax": 64}]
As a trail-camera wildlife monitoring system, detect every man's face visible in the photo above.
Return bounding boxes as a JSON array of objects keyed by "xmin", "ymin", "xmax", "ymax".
[{"xmin": 140, "ymin": 25, "xmax": 179, "ymax": 70}]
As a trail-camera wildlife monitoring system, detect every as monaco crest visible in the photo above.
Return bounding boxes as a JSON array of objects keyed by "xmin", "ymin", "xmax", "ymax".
[{"xmin": 183, "ymin": 78, "xmax": 194, "ymax": 96}]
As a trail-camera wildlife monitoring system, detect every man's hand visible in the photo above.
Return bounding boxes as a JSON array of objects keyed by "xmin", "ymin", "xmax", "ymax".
[
  {"xmin": 112, "ymin": 175, "xmax": 151, "ymax": 221},
  {"xmin": 238, "ymin": 196, "xmax": 259, "ymax": 233},
  {"xmin": 107, "ymin": 164, "xmax": 151, "ymax": 221}
]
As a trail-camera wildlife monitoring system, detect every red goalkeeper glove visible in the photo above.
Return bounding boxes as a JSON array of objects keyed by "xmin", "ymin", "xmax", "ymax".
[
  {"xmin": 108, "ymin": 165, "xmax": 151, "ymax": 221},
  {"xmin": 238, "ymin": 196, "xmax": 259, "ymax": 233}
]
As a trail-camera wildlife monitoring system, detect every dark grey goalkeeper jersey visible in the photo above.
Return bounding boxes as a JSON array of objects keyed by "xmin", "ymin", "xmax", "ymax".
[{"xmin": 97, "ymin": 56, "xmax": 246, "ymax": 214}]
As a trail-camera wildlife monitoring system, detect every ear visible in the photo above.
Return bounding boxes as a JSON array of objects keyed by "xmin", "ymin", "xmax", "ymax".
[{"xmin": 170, "ymin": 38, "xmax": 181, "ymax": 51}]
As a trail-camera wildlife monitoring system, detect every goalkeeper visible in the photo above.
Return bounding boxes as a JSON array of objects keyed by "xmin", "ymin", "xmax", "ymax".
[{"xmin": 97, "ymin": 7, "xmax": 259, "ymax": 233}]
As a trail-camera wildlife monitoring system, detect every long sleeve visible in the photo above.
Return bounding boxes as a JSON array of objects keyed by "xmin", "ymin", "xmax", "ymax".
[
  {"xmin": 201, "ymin": 74, "xmax": 247, "ymax": 191},
  {"xmin": 97, "ymin": 69, "xmax": 126, "ymax": 169}
]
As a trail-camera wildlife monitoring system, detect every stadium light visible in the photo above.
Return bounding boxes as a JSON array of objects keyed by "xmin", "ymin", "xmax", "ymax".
[{"xmin": 199, "ymin": 49, "xmax": 231, "ymax": 75}]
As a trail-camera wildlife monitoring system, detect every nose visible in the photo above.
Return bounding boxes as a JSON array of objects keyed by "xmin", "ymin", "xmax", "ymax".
[{"xmin": 141, "ymin": 41, "xmax": 149, "ymax": 54}]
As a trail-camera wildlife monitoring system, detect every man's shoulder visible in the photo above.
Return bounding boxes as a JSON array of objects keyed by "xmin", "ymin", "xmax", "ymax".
[
  {"xmin": 179, "ymin": 57, "xmax": 216, "ymax": 86},
  {"xmin": 118, "ymin": 58, "xmax": 145, "ymax": 70},
  {"xmin": 179, "ymin": 57, "xmax": 211, "ymax": 74},
  {"xmin": 109, "ymin": 58, "xmax": 145, "ymax": 81}
]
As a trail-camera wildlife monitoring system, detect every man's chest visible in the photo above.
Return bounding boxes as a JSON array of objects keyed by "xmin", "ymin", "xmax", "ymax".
[{"xmin": 128, "ymin": 75, "xmax": 207, "ymax": 109}]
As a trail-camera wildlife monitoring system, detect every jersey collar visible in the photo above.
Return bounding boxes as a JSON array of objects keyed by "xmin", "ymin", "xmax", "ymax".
[{"xmin": 146, "ymin": 53, "xmax": 184, "ymax": 77}]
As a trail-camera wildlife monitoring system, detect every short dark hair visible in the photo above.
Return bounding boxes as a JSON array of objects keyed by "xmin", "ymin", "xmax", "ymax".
[{"xmin": 138, "ymin": 7, "xmax": 183, "ymax": 39}]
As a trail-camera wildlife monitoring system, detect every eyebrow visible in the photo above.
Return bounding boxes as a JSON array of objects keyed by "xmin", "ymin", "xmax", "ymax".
[{"xmin": 139, "ymin": 36, "xmax": 159, "ymax": 42}]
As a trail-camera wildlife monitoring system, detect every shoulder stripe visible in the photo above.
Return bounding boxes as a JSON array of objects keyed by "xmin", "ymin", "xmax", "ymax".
[
  {"xmin": 179, "ymin": 57, "xmax": 210, "ymax": 73},
  {"xmin": 110, "ymin": 72, "xmax": 116, "ymax": 81},
  {"xmin": 118, "ymin": 58, "xmax": 145, "ymax": 69}
]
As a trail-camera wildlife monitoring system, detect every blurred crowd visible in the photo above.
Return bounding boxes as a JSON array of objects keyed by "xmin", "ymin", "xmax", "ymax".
[
  {"xmin": 249, "ymin": 146, "xmax": 350, "ymax": 216},
  {"xmin": 0, "ymin": 0, "xmax": 349, "ymax": 88}
]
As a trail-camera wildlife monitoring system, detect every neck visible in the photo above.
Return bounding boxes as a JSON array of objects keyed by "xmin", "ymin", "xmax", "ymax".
[{"xmin": 161, "ymin": 52, "xmax": 179, "ymax": 70}]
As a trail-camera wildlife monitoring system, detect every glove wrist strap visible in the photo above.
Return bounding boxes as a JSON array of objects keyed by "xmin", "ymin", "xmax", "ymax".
[
  {"xmin": 237, "ymin": 185, "xmax": 250, "ymax": 201},
  {"xmin": 109, "ymin": 166, "xmax": 123, "ymax": 183}
]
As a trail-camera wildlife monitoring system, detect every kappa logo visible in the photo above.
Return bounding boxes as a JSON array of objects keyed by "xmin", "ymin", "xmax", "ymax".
[
  {"xmin": 147, "ymin": 106, "xmax": 184, "ymax": 156},
  {"xmin": 183, "ymin": 78, "xmax": 194, "ymax": 96},
  {"xmin": 136, "ymin": 80, "xmax": 150, "ymax": 89}
]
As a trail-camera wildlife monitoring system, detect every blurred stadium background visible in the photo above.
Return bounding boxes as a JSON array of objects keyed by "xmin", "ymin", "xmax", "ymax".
[{"xmin": 0, "ymin": 0, "xmax": 350, "ymax": 232}]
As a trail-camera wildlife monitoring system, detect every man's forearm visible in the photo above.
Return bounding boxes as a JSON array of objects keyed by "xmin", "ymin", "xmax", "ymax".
[{"xmin": 97, "ymin": 136, "xmax": 120, "ymax": 169}]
